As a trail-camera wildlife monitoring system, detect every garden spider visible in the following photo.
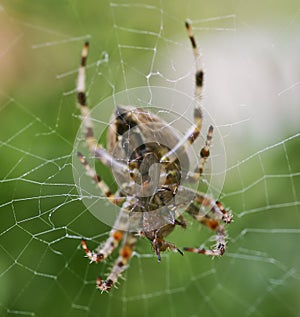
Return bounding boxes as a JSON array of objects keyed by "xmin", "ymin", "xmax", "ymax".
[{"xmin": 77, "ymin": 20, "xmax": 233, "ymax": 292}]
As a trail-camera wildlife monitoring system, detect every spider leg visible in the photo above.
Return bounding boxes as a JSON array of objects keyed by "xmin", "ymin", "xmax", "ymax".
[
  {"xmin": 97, "ymin": 232, "xmax": 137, "ymax": 292},
  {"xmin": 77, "ymin": 151, "xmax": 125, "ymax": 205},
  {"xmin": 185, "ymin": 125, "xmax": 213, "ymax": 182},
  {"xmin": 177, "ymin": 186, "xmax": 233, "ymax": 224},
  {"xmin": 184, "ymin": 225, "xmax": 227, "ymax": 256},
  {"xmin": 184, "ymin": 208, "xmax": 228, "ymax": 257},
  {"xmin": 81, "ymin": 199, "xmax": 133, "ymax": 263},
  {"xmin": 76, "ymin": 42, "xmax": 139, "ymax": 180},
  {"xmin": 160, "ymin": 20, "xmax": 204, "ymax": 164},
  {"xmin": 185, "ymin": 19, "xmax": 204, "ymax": 102},
  {"xmin": 81, "ymin": 230, "xmax": 123, "ymax": 263},
  {"xmin": 176, "ymin": 186, "xmax": 232, "ymax": 256}
]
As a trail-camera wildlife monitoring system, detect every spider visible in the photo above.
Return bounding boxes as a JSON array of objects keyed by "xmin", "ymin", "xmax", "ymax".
[{"xmin": 76, "ymin": 20, "xmax": 233, "ymax": 292}]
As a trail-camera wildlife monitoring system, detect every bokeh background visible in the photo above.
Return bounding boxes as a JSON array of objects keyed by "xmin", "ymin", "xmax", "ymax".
[{"xmin": 0, "ymin": 1, "xmax": 299, "ymax": 316}]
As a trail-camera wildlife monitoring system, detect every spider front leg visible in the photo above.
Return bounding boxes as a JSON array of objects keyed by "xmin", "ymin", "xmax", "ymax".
[
  {"xmin": 81, "ymin": 229, "xmax": 123, "ymax": 263},
  {"xmin": 183, "ymin": 221, "xmax": 226, "ymax": 256},
  {"xmin": 178, "ymin": 186, "xmax": 232, "ymax": 256},
  {"xmin": 184, "ymin": 223, "xmax": 227, "ymax": 257},
  {"xmin": 81, "ymin": 199, "xmax": 132, "ymax": 263},
  {"xmin": 97, "ymin": 232, "xmax": 137, "ymax": 292}
]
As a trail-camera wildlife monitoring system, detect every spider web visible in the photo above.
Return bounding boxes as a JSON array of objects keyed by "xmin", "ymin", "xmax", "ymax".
[{"xmin": 1, "ymin": 1, "xmax": 300, "ymax": 316}]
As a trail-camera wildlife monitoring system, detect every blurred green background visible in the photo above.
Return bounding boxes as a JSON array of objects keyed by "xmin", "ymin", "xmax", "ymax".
[{"xmin": 0, "ymin": 1, "xmax": 299, "ymax": 316}]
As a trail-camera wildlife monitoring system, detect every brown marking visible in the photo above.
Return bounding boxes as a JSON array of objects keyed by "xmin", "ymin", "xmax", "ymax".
[
  {"xmin": 81, "ymin": 239, "xmax": 88, "ymax": 252},
  {"xmin": 200, "ymin": 148, "xmax": 210, "ymax": 158},
  {"xmin": 194, "ymin": 107, "xmax": 202, "ymax": 120},
  {"xmin": 96, "ymin": 276, "xmax": 102, "ymax": 288},
  {"xmin": 196, "ymin": 70, "xmax": 204, "ymax": 87},
  {"xmin": 188, "ymin": 128, "xmax": 200, "ymax": 144},
  {"xmin": 200, "ymin": 217, "xmax": 219, "ymax": 230},
  {"xmin": 86, "ymin": 127, "xmax": 94, "ymax": 138},
  {"xmin": 190, "ymin": 36, "xmax": 197, "ymax": 49},
  {"xmin": 81, "ymin": 42, "xmax": 89, "ymax": 67},
  {"xmin": 113, "ymin": 231, "xmax": 123, "ymax": 241},
  {"xmin": 77, "ymin": 92, "xmax": 86, "ymax": 106},
  {"xmin": 121, "ymin": 245, "xmax": 133, "ymax": 259}
]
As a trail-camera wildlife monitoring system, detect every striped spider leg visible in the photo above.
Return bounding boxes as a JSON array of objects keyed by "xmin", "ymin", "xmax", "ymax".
[
  {"xmin": 82, "ymin": 198, "xmax": 137, "ymax": 292},
  {"xmin": 176, "ymin": 186, "xmax": 233, "ymax": 256},
  {"xmin": 77, "ymin": 153, "xmax": 137, "ymax": 291},
  {"xmin": 159, "ymin": 21, "xmax": 214, "ymax": 186},
  {"xmin": 77, "ymin": 42, "xmax": 140, "ymax": 181},
  {"xmin": 76, "ymin": 43, "xmax": 139, "ymax": 291},
  {"xmin": 92, "ymin": 199, "xmax": 137, "ymax": 292}
]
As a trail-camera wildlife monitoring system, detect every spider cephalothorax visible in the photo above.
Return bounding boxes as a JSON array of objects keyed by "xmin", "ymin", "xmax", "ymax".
[{"xmin": 77, "ymin": 20, "xmax": 233, "ymax": 292}]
